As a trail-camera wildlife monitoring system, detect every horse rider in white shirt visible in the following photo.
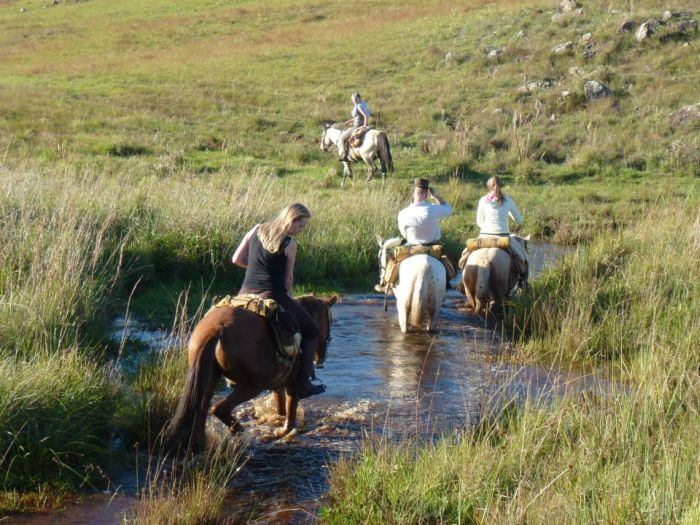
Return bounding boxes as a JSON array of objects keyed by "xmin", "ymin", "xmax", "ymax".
[
  {"xmin": 398, "ymin": 177, "xmax": 453, "ymax": 245},
  {"xmin": 375, "ymin": 178, "xmax": 452, "ymax": 292},
  {"xmin": 476, "ymin": 175, "xmax": 528, "ymax": 281},
  {"xmin": 338, "ymin": 92, "xmax": 371, "ymax": 161}
]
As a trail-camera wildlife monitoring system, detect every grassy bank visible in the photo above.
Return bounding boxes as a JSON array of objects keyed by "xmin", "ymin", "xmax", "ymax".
[{"xmin": 321, "ymin": 207, "xmax": 700, "ymax": 523}]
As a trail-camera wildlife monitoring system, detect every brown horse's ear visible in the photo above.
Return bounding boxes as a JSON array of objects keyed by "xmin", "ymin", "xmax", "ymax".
[
  {"xmin": 375, "ymin": 234, "xmax": 383, "ymax": 248},
  {"xmin": 327, "ymin": 294, "xmax": 338, "ymax": 306}
]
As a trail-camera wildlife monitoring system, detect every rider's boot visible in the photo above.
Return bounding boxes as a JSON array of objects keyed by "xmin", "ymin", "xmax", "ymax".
[{"xmin": 298, "ymin": 337, "xmax": 325, "ymax": 399}]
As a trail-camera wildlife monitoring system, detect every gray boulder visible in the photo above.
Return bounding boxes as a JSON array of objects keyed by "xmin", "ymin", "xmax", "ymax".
[
  {"xmin": 636, "ymin": 20, "xmax": 658, "ymax": 42},
  {"xmin": 560, "ymin": 0, "xmax": 579, "ymax": 13},
  {"xmin": 584, "ymin": 80, "xmax": 612, "ymax": 100},
  {"xmin": 552, "ymin": 41, "xmax": 574, "ymax": 54},
  {"xmin": 617, "ymin": 19, "xmax": 636, "ymax": 33}
]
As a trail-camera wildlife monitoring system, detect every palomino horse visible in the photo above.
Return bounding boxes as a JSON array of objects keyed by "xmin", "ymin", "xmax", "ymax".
[
  {"xmin": 376, "ymin": 236, "xmax": 446, "ymax": 332},
  {"xmin": 165, "ymin": 294, "xmax": 337, "ymax": 453},
  {"xmin": 320, "ymin": 123, "xmax": 394, "ymax": 186},
  {"xmin": 462, "ymin": 234, "xmax": 530, "ymax": 318}
]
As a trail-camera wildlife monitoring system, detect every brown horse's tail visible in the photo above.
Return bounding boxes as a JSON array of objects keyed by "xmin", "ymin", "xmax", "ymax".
[
  {"xmin": 164, "ymin": 331, "xmax": 221, "ymax": 455},
  {"xmin": 377, "ymin": 132, "xmax": 394, "ymax": 175}
]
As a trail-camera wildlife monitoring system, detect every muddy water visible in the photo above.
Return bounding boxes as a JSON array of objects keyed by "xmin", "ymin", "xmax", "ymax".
[{"xmin": 11, "ymin": 243, "xmax": 611, "ymax": 525}]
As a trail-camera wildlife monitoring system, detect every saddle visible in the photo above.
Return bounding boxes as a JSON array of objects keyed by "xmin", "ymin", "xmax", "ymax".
[
  {"xmin": 458, "ymin": 236, "xmax": 511, "ymax": 269},
  {"xmin": 383, "ymin": 244, "xmax": 456, "ymax": 288},
  {"xmin": 458, "ymin": 236, "xmax": 527, "ymax": 291},
  {"xmin": 213, "ymin": 294, "xmax": 300, "ymax": 364},
  {"xmin": 348, "ymin": 125, "xmax": 372, "ymax": 148}
]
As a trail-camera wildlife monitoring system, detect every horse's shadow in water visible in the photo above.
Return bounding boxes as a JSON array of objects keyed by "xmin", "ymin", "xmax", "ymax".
[{"xmin": 164, "ymin": 295, "xmax": 337, "ymax": 454}]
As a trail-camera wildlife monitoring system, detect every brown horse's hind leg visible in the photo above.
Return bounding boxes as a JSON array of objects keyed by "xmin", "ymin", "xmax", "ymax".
[{"xmin": 212, "ymin": 386, "xmax": 262, "ymax": 432}]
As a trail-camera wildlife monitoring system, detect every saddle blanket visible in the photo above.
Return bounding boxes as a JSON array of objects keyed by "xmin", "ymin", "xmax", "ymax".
[
  {"xmin": 348, "ymin": 125, "xmax": 372, "ymax": 147},
  {"xmin": 214, "ymin": 294, "xmax": 279, "ymax": 319},
  {"xmin": 213, "ymin": 294, "xmax": 299, "ymax": 361},
  {"xmin": 383, "ymin": 244, "xmax": 455, "ymax": 287}
]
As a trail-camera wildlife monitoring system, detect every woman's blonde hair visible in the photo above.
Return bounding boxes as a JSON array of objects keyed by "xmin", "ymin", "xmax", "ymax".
[
  {"xmin": 258, "ymin": 203, "xmax": 311, "ymax": 254},
  {"xmin": 487, "ymin": 176, "xmax": 505, "ymax": 204}
]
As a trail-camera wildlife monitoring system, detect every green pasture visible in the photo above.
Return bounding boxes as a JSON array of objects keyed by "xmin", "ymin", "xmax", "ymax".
[{"xmin": 0, "ymin": 0, "xmax": 699, "ymax": 520}]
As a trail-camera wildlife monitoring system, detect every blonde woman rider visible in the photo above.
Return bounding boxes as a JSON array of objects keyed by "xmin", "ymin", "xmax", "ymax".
[
  {"xmin": 232, "ymin": 203, "xmax": 325, "ymax": 399},
  {"xmin": 476, "ymin": 176, "xmax": 527, "ymax": 280}
]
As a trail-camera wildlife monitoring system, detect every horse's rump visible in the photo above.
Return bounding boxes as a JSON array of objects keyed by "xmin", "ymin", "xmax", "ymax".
[
  {"xmin": 395, "ymin": 253, "xmax": 447, "ymax": 332},
  {"xmin": 462, "ymin": 247, "xmax": 514, "ymax": 316}
]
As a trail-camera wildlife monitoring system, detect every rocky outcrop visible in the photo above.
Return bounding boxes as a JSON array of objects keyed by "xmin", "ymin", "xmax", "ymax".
[{"xmin": 669, "ymin": 103, "xmax": 700, "ymax": 127}]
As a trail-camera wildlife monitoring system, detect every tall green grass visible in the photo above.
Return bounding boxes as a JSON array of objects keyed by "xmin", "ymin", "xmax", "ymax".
[
  {"xmin": 0, "ymin": 351, "xmax": 119, "ymax": 491},
  {"xmin": 322, "ymin": 207, "xmax": 700, "ymax": 523}
]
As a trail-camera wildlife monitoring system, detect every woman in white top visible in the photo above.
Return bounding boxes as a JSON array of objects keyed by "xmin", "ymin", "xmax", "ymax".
[{"xmin": 476, "ymin": 176, "xmax": 523, "ymax": 236}]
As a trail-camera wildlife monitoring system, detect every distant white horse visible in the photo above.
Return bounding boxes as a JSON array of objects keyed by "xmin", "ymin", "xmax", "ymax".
[
  {"xmin": 462, "ymin": 234, "xmax": 530, "ymax": 318},
  {"xmin": 376, "ymin": 236, "xmax": 446, "ymax": 332},
  {"xmin": 320, "ymin": 123, "xmax": 394, "ymax": 186}
]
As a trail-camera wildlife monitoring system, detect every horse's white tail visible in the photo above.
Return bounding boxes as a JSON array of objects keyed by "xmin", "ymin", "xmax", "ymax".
[
  {"xmin": 408, "ymin": 275, "xmax": 427, "ymax": 328},
  {"xmin": 377, "ymin": 132, "xmax": 394, "ymax": 175}
]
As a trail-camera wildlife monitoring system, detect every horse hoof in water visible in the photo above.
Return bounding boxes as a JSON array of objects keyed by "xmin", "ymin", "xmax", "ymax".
[
  {"xmin": 227, "ymin": 420, "xmax": 243, "ymax": 434},
  {"xmin": 275, "ymin": 427, "xmax": 298, "ymax": 441}
]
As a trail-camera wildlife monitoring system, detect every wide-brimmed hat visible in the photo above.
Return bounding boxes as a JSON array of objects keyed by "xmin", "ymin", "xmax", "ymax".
[{"xmin": 410, "ymin": 178, "xmax": 430, "ymax": 190}]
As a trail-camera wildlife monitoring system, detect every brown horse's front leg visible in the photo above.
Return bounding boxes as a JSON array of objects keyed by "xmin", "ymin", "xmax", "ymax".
[
  {"xmin": 277, "ymin": 385, "xmax": 300, "ymax": 436},
  {"xmin": 273, "ymin": 388, "xmax": 286, "ymax": 416}
]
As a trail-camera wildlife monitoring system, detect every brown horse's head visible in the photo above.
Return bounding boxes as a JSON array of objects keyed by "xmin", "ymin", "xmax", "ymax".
[{"xmin": 296, "ymin": 293, "xmax": 338, "ymax": 368}]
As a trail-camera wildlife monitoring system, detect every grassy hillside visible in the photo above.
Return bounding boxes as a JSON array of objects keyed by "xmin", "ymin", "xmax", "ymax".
[{"xmin": 1, "ymin": 0, "xmax": 699, "ymax": 181}]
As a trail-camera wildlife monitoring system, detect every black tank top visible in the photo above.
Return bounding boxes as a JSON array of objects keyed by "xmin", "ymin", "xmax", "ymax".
[{"xmin": 241, "ymin": 229, "xmax": 291, "ymax": 292}]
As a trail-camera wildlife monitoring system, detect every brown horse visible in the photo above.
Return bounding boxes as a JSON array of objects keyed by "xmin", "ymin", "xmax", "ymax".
[{"xmin": 164, "ymin": 294, "xmax": 337, "ymax": 453}]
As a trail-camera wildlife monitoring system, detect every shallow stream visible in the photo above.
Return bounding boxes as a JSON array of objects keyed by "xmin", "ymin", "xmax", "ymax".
[{"xmin": 11, "ymin": 244, "xmax": 615, "ymax": 525}]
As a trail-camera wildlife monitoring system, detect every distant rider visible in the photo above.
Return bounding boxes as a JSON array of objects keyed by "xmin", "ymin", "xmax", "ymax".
[
  {"xmin": 338, "ymin": 92, "xmax": 371, "ymax": 162},
  {"xmin": 232, "ymin": 203, "xmax": 325, "ymax": 399}
]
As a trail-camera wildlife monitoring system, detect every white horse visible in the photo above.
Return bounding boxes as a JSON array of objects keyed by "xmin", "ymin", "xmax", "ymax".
[
  {"xmin": 462, "ymin": 234, "xmax": 530, "ymax": 318},
  {"xmin": 376, "ymin": 236, "xmax": 446, "ymax": 333},
  {"xmin": 320, "ymin": 123, "xmax": 394, "ymax": 186}
]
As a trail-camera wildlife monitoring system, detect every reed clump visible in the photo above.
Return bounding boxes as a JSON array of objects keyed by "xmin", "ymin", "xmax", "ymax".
[{"xmin": 124, "ymin": 450, "xmax": 241, "ymax": 525}]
